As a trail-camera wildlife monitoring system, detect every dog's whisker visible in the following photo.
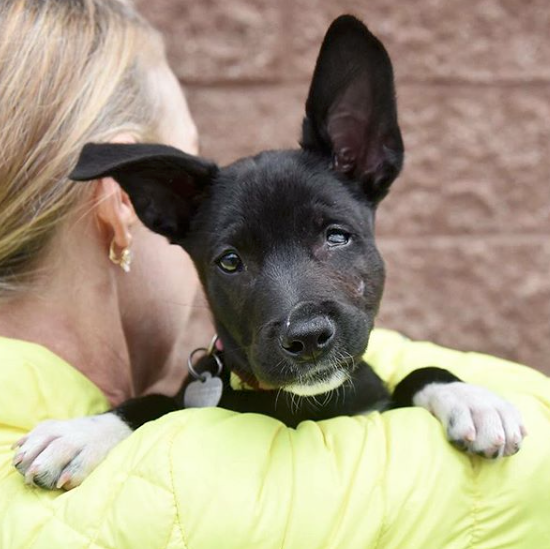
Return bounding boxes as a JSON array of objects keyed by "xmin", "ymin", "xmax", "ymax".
[
  {"xmin": 275, "ymin": 387, "xmax": 283, "ymax": 410},
  {"xmin": 320, "ymin": 389, "xmax": 332, "ymax": 408},
  {"xmin": 305, "ymin": 394, "xmax": 320, "ymax": 412},
  {"xmin": 290, "ymin": 391, "xmax": 299, "ymax": 415},
  {"xmin": 222, "ymin": 343, "xmax": 249, "ymax": 354}
]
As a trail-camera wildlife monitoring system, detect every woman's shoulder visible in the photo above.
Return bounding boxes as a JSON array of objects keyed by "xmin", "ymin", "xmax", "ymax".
[{"xmin": 0, "ymin": 336, "xmax": 109, "ymax": 429}]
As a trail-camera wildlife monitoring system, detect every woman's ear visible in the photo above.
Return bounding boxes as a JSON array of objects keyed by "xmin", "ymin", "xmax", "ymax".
[
  {"xmin": 94, "ymin": 177, "xmax": 138, "ymax": 251},
  {"xmin": 93, "ymin": 133, "xmax": 139, "ymax": 250}
]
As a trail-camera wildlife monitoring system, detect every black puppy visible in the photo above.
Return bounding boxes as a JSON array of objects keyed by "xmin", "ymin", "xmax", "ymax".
[{"xmin": 14, "ymin": 16, "xmax": 524, "ymax": 490}]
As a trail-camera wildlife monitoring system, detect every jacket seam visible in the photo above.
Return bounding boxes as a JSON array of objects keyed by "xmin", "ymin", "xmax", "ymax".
[
  {"xmin": 168, "ymin": 426, "xmax": 189, "ymax": 549},
  {"xmin": 467, "ymin": 459, "xmax": 480, "ymax": 549},
  {"xmin": 279, "ymin": 427, "xmax": 295, "ymax": 549},
  {"xmin": 371, "ymin": 416, "xmax": 389, "ymax": 549}
]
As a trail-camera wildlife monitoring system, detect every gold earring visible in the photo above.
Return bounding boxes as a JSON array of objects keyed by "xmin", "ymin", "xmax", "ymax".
[{"xmin": 109, "ymin": 239, "xmax": 133, "ymax": 273}]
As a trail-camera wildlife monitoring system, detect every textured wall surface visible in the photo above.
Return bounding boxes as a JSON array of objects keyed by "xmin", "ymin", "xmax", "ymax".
[{"xmin": 136, "ymin": 0, "xmax": 550, "ymax": 373}]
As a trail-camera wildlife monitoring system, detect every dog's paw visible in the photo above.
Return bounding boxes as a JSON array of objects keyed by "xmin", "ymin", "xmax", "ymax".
[
  {"xmin": 12, "ymin": 413, "xmax": 132, "ymax": 490},
  {"xmin": 413, "ymin": 382, "xmax": 526, "ymax": 458}
]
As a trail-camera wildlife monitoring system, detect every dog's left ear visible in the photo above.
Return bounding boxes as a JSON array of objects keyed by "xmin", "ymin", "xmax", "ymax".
[
  {"xmin": 301, "ymin": 15, "xmax": 404, "ymax": 204},
  {"xmin": 70, "ymin": 143, "xmax": 219, "ymax": 241}
]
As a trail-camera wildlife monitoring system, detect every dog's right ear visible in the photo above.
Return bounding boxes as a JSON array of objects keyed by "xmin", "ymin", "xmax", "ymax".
[
  {"xmin": 301, "ymin": 15, "xmax": 404, "ymax": 204},
  {"xmin": 70, "ymin": 143, "xmax": 219, "ymax": 241}
]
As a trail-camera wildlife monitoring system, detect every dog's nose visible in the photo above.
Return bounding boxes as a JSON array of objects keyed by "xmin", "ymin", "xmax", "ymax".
[{"xmin": 280, "ymin": 315, "xmax": 336, "ymax": 362}]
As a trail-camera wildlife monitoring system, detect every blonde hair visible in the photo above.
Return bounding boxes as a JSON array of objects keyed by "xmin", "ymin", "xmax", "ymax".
[{"xmin": 0, "ymin": 0, "xmax": 166, "ymax": 296}]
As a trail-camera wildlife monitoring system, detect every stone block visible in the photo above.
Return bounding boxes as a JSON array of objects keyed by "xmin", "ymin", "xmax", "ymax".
[
  {"xmin": 377, "ymin": 237, "xmax": 550, "ymax": 374},
  {"xmin": 136, "ymin": 0, "xmax": 282, "ymax": 83},
  {"xmin": 287, "ymin": 0, "xmax": 550, "ymax": 83},
  {"xmin": 378, "ymin": 84, "xmax": 550, "ymax": 235},
  {"xmin": 186, "ymin": 84, "xmax": 307, "ymax": 164}
]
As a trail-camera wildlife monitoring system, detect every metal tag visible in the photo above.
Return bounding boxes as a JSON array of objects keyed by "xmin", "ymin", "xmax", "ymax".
[{"xmin": 183, "ymin": 372, "xmax": 223, "ymax": 408}]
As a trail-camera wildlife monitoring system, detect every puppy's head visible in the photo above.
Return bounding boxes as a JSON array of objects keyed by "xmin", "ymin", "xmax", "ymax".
[{"xmin": 71, "ymin": 15, "xmax": 403, "ymax": 395}]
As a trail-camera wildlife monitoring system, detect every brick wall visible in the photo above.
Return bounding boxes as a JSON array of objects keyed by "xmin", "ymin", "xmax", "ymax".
[{"xmin": 136, "ymin": 0, "xmax": 550, "ymax": 373}]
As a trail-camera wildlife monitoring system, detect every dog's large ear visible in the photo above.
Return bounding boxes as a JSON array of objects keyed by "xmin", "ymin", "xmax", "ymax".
[
  {"xmin": 301, "ymin": 15, "xmax": 404, "ymax": 204},
  {"xmin": 70, "ymin": 143, "xmax": 219, "ymax": 241}
]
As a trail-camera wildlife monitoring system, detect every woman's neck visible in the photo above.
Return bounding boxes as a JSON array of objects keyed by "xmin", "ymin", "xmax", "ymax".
[{"xmin": 0, "ymin": 275, "xmax": 135, "ymax": 406}]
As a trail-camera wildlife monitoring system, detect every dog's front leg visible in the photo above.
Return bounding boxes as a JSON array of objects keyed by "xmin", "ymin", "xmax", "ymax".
[
  {"xmin": 392, "ymin": 367, "xmax": 526, "ymax": 458},
  {"xmin": 13, "ymin": 394, "xmax": 179, "ymax": 490}
]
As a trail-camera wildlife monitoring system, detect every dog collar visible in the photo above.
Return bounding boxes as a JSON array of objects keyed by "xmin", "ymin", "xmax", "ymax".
[
  {"xmin": 186, "ymin": 334, "xmax": 264, "ymax": 398},
  {"xmin": 229, "ymin": 372, "xmax": 256, "ymax": 391}
]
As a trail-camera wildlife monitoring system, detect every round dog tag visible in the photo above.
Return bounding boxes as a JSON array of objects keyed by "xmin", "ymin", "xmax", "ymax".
[{"xmin": 183, "ymin": 372, "xmax": 223, "ymax": 408}]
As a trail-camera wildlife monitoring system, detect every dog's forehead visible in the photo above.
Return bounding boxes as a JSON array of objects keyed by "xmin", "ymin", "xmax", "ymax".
[{"xmin": 208, "ymin": 151, "xmax": 368, "ymax": 244}]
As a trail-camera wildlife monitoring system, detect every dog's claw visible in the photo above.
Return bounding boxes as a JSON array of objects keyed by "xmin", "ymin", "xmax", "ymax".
[
  {"xmin": 451, "ymin": 439, "xmax": 467, "ymax": 451},
  {"xmin": 11, "ymin": 436, "xmax": 27, "ymax": 450},
  {"xmin": 25, "ymin": 466, "xmax": 38, "ymax": 486},
  {"xmin": 56, "ymin": 471, "xmax": 71, "ymax": 490}
]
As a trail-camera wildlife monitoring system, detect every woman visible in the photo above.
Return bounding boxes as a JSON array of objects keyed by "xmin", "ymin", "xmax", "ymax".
[
  {"xmin": 0, "ymin": 0, "xmax": 213, "ymax": 407},
  {"xmin": 1, "ymin": 2, "xmax": 549, "ymax": 548}
]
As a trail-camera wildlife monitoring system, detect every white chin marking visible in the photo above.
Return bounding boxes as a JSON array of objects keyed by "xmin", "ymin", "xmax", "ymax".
[{"xmin": 283, "ymin": 369, "xmax": 348, "ymax": 396}]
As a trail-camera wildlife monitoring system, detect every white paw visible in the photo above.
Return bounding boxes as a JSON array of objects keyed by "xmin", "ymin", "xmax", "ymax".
[
  {"xmin": 413, "ymin": 382, "xmax": 526, "ymax": 458},
  {"xmin": 12, "ymin": 413, "xmax": 132, "ymax": 490}
]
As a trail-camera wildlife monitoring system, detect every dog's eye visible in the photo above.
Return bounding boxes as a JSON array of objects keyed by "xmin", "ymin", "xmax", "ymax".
[
  {"xmin": 216, "ymin": 252, "xmax": 243, "ymax": 273},
  {"xmin": 326, "ymin": 228, "xmax": 351, "ymax": 246}
]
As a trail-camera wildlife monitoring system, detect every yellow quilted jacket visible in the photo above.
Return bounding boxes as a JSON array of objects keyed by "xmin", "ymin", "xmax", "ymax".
[{"xmin": 1, "ymin": 329, "xmax": 550, "ymax": 549}]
